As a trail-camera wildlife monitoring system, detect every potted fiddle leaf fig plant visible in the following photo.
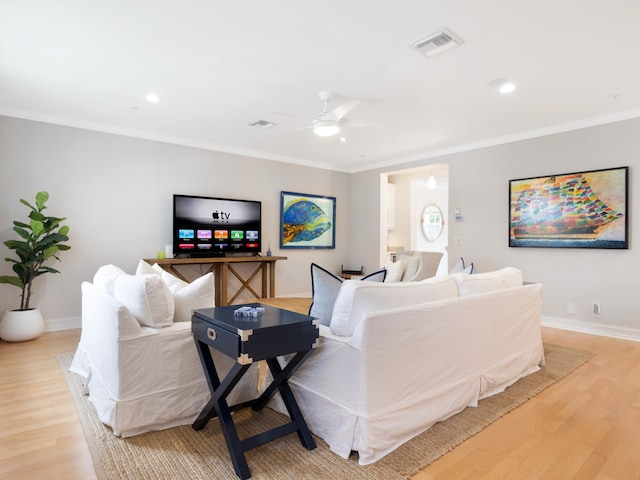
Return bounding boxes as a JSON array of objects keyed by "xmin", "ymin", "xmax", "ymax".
[{"xmin": 0, "ymin": 191, "xmax": 70, "ymax": 342}]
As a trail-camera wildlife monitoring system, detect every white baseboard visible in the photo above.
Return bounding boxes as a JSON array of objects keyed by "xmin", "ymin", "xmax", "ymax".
[
  {"xmin": 45, "ymin": 316, "xmax": 81, "ymax": 332},
  {"xmin": 542, "ymin": 315, "xmax": 640, "ymax": 343}
]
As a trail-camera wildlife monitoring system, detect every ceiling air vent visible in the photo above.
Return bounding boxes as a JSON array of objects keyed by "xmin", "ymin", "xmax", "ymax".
[
  {"xmin": 249, "ymin": 119, "xmax": 276, "ymax": 129},
  {"xmin": 411, "ymin": 28, "xmax": 463, "ymax": 57}
]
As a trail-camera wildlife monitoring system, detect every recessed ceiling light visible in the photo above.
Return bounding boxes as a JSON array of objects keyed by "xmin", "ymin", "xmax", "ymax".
[
  {"xmin": 487, "ymin": 78, "xmax": 517, "ymax": 94},
  {"xmin": 499, "ymin": 82, "xmax": 516, "ymax": 94},
  {"xmin": 340, "ymin": 137, "xmax": 347, "ymax": 143},
  {"xmin": 145, "ymin": 93, "xmax": 160, "ymax": 103}
]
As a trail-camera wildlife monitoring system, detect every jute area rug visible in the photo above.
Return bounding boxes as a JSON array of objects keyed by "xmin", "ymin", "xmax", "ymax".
[{"xmin": 57, "ymin": 343, "xmax": 593, "ymax": 480}]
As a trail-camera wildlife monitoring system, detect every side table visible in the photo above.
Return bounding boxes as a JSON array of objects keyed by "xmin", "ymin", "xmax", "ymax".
[{"xmin": 191, "ymin": 303, "xmax": 319, "ymax": 479}]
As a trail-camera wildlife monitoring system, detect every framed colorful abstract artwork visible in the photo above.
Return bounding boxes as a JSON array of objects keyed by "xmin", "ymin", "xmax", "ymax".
[
  {"xmin": 280, "ymin": 191, "xmax": 336, "ymax": 249},
  {"xmin": 509, "ymin": 166, "xmax": 628, "ymax": 249}
]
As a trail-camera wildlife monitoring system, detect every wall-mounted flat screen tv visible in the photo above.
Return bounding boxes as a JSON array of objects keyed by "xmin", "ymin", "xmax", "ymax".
[{"xmin": 173, "ymin": 194, "xmax": 261, "ymax": 257}]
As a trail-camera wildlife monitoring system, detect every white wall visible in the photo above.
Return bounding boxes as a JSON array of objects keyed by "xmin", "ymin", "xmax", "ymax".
[
  {"xmin": 351, "ymin": 117, "xmax": 640, "ymax": 340},
  {"xmin": 0, "ymin": 116, "xmax": 351, "ymax": 329},
  {"xmin": 4, "ymin": 114, "xmax": 640, "ymax": 340}
]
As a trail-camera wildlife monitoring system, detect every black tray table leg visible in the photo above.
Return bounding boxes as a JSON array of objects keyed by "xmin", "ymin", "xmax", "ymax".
[
  {"xmin": 192, "ymin": 339, "xmax": 253, "ymax": 479},
  {"xmin": 257, "ymin": 352, "xmax": 316, "ymax": 450}
]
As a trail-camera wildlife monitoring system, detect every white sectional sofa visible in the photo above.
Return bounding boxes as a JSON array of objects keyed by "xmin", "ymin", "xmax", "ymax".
[{"xmin": 272, "ymin": 267, "xmax": 544, "ymax": 465}]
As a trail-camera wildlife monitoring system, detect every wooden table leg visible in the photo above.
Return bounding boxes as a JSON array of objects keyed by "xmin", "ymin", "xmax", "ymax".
[
  {"xmin": 261, "ymin": 263, "xmax": 267, "ymax": 299},
  {"xmin": 269, "ymin": 262, "xmax": 276, "ymax": 298}
]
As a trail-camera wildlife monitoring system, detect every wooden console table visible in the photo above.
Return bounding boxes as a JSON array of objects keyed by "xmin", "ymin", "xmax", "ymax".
[{"xmin": 145, "ymin": 256, "xmax": 287, "ymax": 306}]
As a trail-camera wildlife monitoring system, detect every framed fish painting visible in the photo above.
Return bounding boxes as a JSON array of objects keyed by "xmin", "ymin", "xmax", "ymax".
[
  {"xmin": 509, "ymin": 166, "xmax": 628, "ymax": 249},
  {"xmin": 280, "ymin": 191, "xmax": 336, "ymax": 249}
]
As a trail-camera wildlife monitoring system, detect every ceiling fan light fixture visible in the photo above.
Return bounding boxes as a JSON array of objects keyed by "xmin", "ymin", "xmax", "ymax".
[{"xmin": 313, "ymin": 120, "xmax": 340, "ymax": 137}]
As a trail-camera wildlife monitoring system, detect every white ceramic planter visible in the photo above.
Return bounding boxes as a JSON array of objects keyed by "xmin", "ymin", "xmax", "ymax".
[{"xmin": 0, "ymin": 308, "xmax": 45, "ymax": 342}]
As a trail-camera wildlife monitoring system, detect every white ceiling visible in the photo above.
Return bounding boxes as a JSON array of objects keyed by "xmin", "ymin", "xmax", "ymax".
[{"xmin": 2, "ymin": 1, "xmax": 639, "ymax": 173}]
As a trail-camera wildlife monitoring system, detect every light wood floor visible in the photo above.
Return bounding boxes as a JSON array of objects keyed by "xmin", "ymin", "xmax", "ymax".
[{"xmin": 2, "ymin": 307, "xmax": 639, "ymax": 479}]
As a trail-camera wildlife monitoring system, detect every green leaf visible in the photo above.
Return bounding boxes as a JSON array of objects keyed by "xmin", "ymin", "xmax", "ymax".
[
  {"xmin": 19, "ymin": 198, "xmax": 37, "ymax": 211},
  {"xmin": 5, "ymin": 239, "xmax": 29, "ymax": 250},
  {"xmin": 42, "ymin": 245, "xmax": 58, "ymax": 261},
  {"xmin": 12, "ymin": 226, "xmax": 31, "ymax": 241},
  {"xmin": 30, "ymin": 211, "xmax": 45, "ymax": 223},
  {"xmin": 38, "ymin": 266, "xmax": 60, "ymax": 275},
  {"xmin": 0, "ymin": 275, "xmax": 24, "ymax": 288},
  {"xmin": 30, "ymin": 219, "xmax": 44, "ymax": 238},
  {"xmin": 35, "ymin": 191, "xmax": 49, "ymax": 211}
]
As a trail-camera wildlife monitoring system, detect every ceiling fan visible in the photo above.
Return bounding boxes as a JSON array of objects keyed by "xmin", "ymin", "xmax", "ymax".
[{"xmin": 276, "ymin": 91, "xmax": 372, "ymax": 138}]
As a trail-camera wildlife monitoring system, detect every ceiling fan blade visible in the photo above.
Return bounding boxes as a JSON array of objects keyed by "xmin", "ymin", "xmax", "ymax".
[
  {"xmin": 271, "ymin": 111, "xmax": 308, "ymax": 121},
  {"xmin": 341, "ymin": 118, "xmax": 379, "ymax": 128},
  {"xmin": 329, "ymin": 99, "xmax": 360, "ymax": 121},
  {"xmin": 275, "ymin": 125, "xmax": 312, "ymax": 137}
]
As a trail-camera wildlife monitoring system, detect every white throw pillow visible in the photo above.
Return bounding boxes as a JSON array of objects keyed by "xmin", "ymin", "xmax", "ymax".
[
  {"xmin": 137, "ymin": 261, "xmax": 215, "ymax": 322},
  {"xmin": 151, "ymin": 263, "xmax": 189, "ymax": 291},
  {"xmin": 92, "ymin": 264, "xmax": 126, "ymax": 296},
  {"xmin": 453, "ymin": 267, "xmax": 522, "ymax": 296},
  {"xmin": 449, "ymin": 257, "xmax": 465, "ymax": 274},
  {"xmin": 135, "ymin": 259, "xmax": 158, "ymax": 276},
  {"xmin": 383, "ymin": 261, "xmax": 404, "ymax": 282},
  {"xmin": 171, "ymin": 272, "xmax": 215, "ymax": 322},
  {"xmin": 449, "ymin": 257, "xmax": 474, "ymax": 274},
  {"xmin": 330, "ymin": 275, "xmax": 460, "ymax": 337},
  {"xmin": 113, "ymin": 274, "xmax": 175, "ymax": 327},
  {"xmin": 403, "ymin": 255, "xmax": 421, "ymax": 280}
]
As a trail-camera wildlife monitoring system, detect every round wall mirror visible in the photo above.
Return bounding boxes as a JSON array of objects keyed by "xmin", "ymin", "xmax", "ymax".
[{"xmin": 421, "ymin": 203, "xmax": 444, "ymax": 242}]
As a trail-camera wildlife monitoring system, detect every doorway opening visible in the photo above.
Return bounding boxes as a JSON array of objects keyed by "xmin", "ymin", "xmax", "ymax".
[{"xmin": 381, "ymin": 164, "xmax": 449, "ymax": 276}]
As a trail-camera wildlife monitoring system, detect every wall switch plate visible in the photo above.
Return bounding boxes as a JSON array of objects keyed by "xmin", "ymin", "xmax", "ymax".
[
  {"xmin": 567, "ymin": 302, "xmax": 577, "ymax": 315},
  {"xmin": 454, "ymin": 236, "xmax": 462, "ymax": 245},
  {"xmin": 593, "ymin": 303, "xmax": 602, "ymax": 315}
]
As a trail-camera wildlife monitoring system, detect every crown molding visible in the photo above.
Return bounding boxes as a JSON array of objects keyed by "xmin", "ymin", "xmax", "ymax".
[{"xmin": 3, "ymin": 106, "xmax": 640, "ymax": 175}]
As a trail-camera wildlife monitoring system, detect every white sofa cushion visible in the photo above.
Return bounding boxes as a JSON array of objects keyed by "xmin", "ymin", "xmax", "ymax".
[
  {"xmin": 113, "ymin": 274, "xmax": 175, "ymax": 327},
  {"xmin": 330, "ymin": 275, "xmax": 460, "ymax": 337},
  {"xmin": 93, "ymin": 264, "xmax": 126, "ymax": 295},
  {"xmin": 453, "ymin": 267, "xmax": 522, "ymax": 296}
]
